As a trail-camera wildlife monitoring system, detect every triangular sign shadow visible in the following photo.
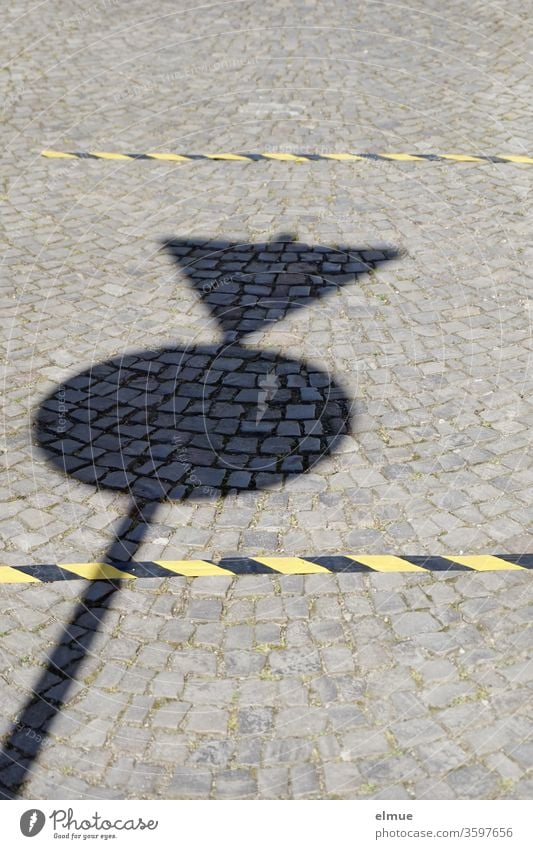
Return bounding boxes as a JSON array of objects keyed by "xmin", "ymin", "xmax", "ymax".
[{"xmin": 163, "ymin": 234, "xmax": 399, "ymax": 340}]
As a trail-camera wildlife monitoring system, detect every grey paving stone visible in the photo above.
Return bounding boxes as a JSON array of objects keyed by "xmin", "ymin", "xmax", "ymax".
[
  {"xmin": 414, "ymin": 740, "xmax": 467, "ymax": 774},
  {"xmin": 447, "ymin": 765, "xmax": 500, "ymax": 798},
  {"xmin": 291, "ymin": 763, "xmax": 321, "ymax": 798},
  {"xmin": 238, "ymin": 679, "xmax": 278, "ymax": 706},
  {"xmin": 393, "ymin": 718, "xmax": 446, "ymax": 748},
  {"xmin": 340, "ymin": 731, "xmax": 390, "ymax": 758},
  {"xmin": 213, "ymin": 768, "xmax": 257, "ymax": 799},
  {"xmin": 160, "ymin": 621, "xmax": 195, "ymax": 644},
  {"xmin": 74, "ymin": 718, "xmax": 113, "ymax": 749},
  {"xmin": 263, "ymin": 739, "xmax": 315, "ymax": 765},
  {"xmin": 258, "ymin": 767, "xmax": 290, "ymax": 799},
  {"xmin": 231, "ymin": 576, "xmax": 276, "ymax": 597},
  {"xmin": 283, "ymin": 597, "xmax": 310, "ymax": 618},
  {"xmin": 225, "ymin": 624, "xmax": 254, "ymax": 649},
  {"xmin": 187, "ymin": 599, "xmax": 223, "ymax": 621},
  {"xmin": 413, "ymin": 779, "xmax": 456, "ymax": 800},
  {"xmin": 148, "ymin": 734, "xmax": 188, "ymax": 765},
  {"xmin": 309, "ymin": 676, "xmax": 338, "ymax": 704},
  {"xmin": 190, "ymin": 577, "xmax": 233, "ymax": 597},
  {"xmin": 392, "ymin": 612, "xmax": 443, "ymax": 637},
  {"xmin": 372, "ymin": 784, "xmax": 412, "ymax": 800},
  {"xmin": 276, "ymin": 707, "xmax": 328, "ymax": 736},
  {"xmin": 182, "ymin": 681, "xmax": 236, "ymax": 705},
  {"xmin": 507, "ymin": 742, "xmax": 533, "ymax": 771},
  {"xmin": 256, "ymin": 598, "xmax": 285, "ymax": 622},
  {"xmin": 168, "ymin": 767, "xmax": 213, "ymax": 798},
  {"xmin": 512, "ymin": 780, "xmax": 533, "ymax": 800},
  {"xmin": 424, "ymin": 682, "xmax": 474, "ymax": 709},
  {"xmin": 189, "ymin": 739, "xmax": 234, "ymax": 767},
  {"xmin": 171, "ymin": 650, "xmax": 217, "ymax": 676},
  {"xmin": 235, "ymin": 738, "xmax": 262, "ymax": 766},
  {"xmin": 151, "ymin": 702, "xmax": 191, "ymax": 729},
  {"xmin": 224, "ymin": 650, "xmax": 266, "ymax": 677},
  {"xmin": 238, "ymin": 707, "xmax": 274, "ymax": 735},
  {"xmin": 278, "ymin": 677, "xmax": 309, "ymax": 706},
  {"xmin": 310, "ymin": 619, "xmax": 346, "ymax": 646},
  {"xmin": 185, "ymin": 707, "xmax": 228, "ymax": 734},
  {"xmin": 359, "ymin": 754, "xmax": 425, "ymax": 785},
  {"xmin": 255, "ymin": 623, "xmax": 283, "ymax": 645},
  {"xmin": 321, "ymin": 646, "xmax": 355, "ymax": 674},
  {"xmin": 323, "ymin": 762, "xmax": 362, "ymax": 796},
  {"xmin": 269, "ymin": 650, "xmax": 322, "ymax": 675},
  {"xmin": 328, "ymin": 705, "xmax": 367, "ymax": 731}
]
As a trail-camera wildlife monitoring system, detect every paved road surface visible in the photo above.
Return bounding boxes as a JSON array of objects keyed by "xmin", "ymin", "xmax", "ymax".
[{"xmin": 0, "ymin": 0, "xmax": 531, "ymax": 798}]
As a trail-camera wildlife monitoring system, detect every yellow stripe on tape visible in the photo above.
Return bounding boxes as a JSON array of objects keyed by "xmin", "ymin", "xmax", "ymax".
[
  {"xmin": 321, "ymin": 153, "xmax": 364, "ymax": 161},
  {"xmin": 0, "ymin": 566, "xmax": 41, "ymax": 583},
  {"xmin": 204, "ymin": 153, "xmax": 250, "ymax": 161},
  {"xmin": 498, "ymin": 155, "xmax": 533, "ymax": 164},
  {"xmin": 88, "ymin": 151, "xmax": 131, "ymax": 160},
  {"xmin": 58, "ymin": 562, "xmax": 135, "ymax": 580},
  {"xmin": 252, "ymin": 556, "xmax": 330, "ymax": 574},
  {"xmin": 440, "ymin": 154, "xmax": 485, "ymax": 162},
  {"xmin": 261, "ymin": 153, "xmax": 309, "ymax": 162},
  {"xmin": 348, "ymin": 555, "xmax": 427, "ymax": 573},
  {"xmin": 41, "ymin": 149, "xmax": 77, "ymax": 159},
  {"xmin": 379, "ymin": 153, "xmax": 425, "ymax": 161},
  {"xmin": 155, "ymin": 560, "xmax": 235, "ymax": 576},
  {"xmin": 145, "ymin": 153, "xmax": 190, "ymax": 161},
  {"xmin": 444, "ymin": 555, "xmax": 524, "ymax": 572}
]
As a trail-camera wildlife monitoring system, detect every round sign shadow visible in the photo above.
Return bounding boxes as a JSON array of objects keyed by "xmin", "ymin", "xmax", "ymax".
[{"xmin": 36, "ymin": 341, "xmax": 352, "ymax": 508}]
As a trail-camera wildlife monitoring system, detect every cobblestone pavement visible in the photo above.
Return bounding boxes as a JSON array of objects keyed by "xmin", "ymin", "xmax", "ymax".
[
  {"xmin": 1, "ymin": 0, "xmax": 532, "ymax": 798},
  {"xmin": 1, "ymin": 572, "xmax": 532, "ymax": 799}
]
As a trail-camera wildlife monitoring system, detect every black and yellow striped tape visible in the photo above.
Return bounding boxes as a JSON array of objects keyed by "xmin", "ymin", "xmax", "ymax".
[
  {"xmin": 1, "ymin": 555, "xmax": 531, "ymax": 583},
  {"xmin": 41, "ymin": 150, "xmax": 533, "ymax": 164}
]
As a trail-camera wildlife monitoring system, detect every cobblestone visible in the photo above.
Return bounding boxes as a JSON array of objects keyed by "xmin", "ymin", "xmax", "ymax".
[{"xmin": 0, "ymin": 570, "xmax": 520, "ymax": 798}]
